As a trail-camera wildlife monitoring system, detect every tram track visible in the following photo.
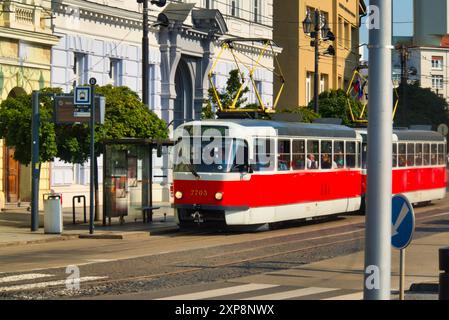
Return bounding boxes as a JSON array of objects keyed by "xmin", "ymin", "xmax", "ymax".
[
  {"xmin": 67, "ymin": 208, "xmax": 449, "ymax": 289},
  {"xmin": 2, "ymin": 206, "xmax": 449, "ymax": 298}
]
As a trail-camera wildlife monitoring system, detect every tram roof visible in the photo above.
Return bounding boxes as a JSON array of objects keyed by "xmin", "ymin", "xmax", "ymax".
[
  {"xmin": 393, "ymin": 130, "xmax": 446, "ymax": 142},
  {"xmin": 203, "ymin": 120, "xmax": 358, "ymax": 139}
]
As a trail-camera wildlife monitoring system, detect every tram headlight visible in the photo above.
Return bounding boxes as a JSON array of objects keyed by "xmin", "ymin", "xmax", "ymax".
[
  {"xmin": 175, "ymin": 191, "xmax": 183, "ymax": 200},
  {"xmin": 215, "ymin": 192, "xmax": 224, "ymax": 201}
]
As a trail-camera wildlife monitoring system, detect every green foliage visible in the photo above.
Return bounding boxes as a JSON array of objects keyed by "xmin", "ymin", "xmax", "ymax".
[
  {"xmin": 394, "ymin": 83, "xmax": 449, "ymax": 128},
  {"xmin": 201, "ymin": 99, "xmax": 215, "ymax": 120},
  {"xmin": 202, "ymin": 69, "xmax": 250, "ymax": 119},
  {"xmin": 276, "ymin": 107, "xmax": 320, "ymax": 123},
  {"xmin": 0, "ymin": 85, "xmax": 168, "ymax": 165},
  {"xmin": 56, "ymin": 85, "xmax": 168, "ymax": 164},
  {"xmin": 0, "ymin": 88, "xmax": 62, "ymax": 164},
  {"xmin": 308, "ymin": 89, "xmax": 366, "ymax": 126}
]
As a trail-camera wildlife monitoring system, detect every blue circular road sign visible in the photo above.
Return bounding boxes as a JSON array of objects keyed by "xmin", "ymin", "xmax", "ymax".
[{"xmin": 391, "ymin": 195, "xmax": 415, "ymax": 250}]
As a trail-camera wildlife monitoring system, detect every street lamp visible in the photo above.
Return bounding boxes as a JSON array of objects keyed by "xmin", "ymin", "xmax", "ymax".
[
  {"xmin": 302, "ymin": 8, "xmax": 335, "ymax": 114},
  {"xmin": 302, "ymin": 9, "xmax": 313, "ymax": 34},
  {"xmin": 137, "ymin": 0, "xmax": 167, "ymax": 106}
]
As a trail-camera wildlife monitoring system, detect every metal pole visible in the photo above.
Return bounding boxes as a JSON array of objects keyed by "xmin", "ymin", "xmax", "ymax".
[
  {"xmin": 399, "ymin": 249, "xmax": 405, "ymax": 300},
  {"xmin": 31, "ymin": 91, "xmax": 40, "ymax": 232},
  {"xmin": 142, "ymin": 0, "xmax": 149, "ymax": 106},
  {"xmin": 314, "ymin": 9, "xmax": 320, "ymax": 114},
  {"xmin": 89, "ymin": 84, "xmax": 96, "ymax": 235},
  {"xmin": 364, "ymin": 0, "xmax": 393, "ymax": 300}
]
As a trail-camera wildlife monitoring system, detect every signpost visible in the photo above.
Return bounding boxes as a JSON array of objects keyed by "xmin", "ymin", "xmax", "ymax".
[
  {"xmin": 31, "ymin": 81, "xmax": 103, "ymax": 234},
  {"xmin": 88, "ymin": 78, "xmax": 97, "ymax": 235},
  {"xmin": 391, "ymin": 194, "xmax": 415, "ymax": 300}
]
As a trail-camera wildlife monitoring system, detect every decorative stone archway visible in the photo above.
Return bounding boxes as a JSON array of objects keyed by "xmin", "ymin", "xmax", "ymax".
[{"xmin": 157, "ymin": 3, "xmax": 228, "ymax": 131}]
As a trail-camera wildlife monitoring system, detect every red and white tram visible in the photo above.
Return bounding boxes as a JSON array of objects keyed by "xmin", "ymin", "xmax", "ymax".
[{"xmin": 172, "ymin": 120, "xmax": 447, "ymax": 228}]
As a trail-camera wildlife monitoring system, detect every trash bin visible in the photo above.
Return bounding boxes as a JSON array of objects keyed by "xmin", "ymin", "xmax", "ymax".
[{"xmin": 43, "ymin": 193, "xmax": 63, "ymax": 234}]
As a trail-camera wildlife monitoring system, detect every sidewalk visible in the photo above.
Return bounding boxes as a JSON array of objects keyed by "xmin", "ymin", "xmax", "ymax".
[
  {"xmin": 0, "ymin": 204, "xmax": 179, "ymax": 247},
  {"xmin": 233, "ymin": 230, "xmax": 449, "ymax": 300}
]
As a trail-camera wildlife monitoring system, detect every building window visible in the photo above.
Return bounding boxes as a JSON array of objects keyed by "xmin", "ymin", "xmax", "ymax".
[
  {"xmin": 320, "ymin": 74, "xmax": 328, "ymax": 93},
  {"xmin": 253, "ymin": 0, "xmax": 262, "ymax": 23},
  {"xmin": 338, "ymin": 17, "xmax": 343, "ymax": 47},
  {"xmin": 148, "ymin": 64, "xmax": 156, "ymax": 108},
  {"xmin": 231, "ymin": 0, "xmax": 240, "ymax": 17},
  {"xmin": 344, "ymin": 21, "xmax": 350, "ymax": 49},
  {"xmin": 432, "ymin": 75, "xmax": 444, "ymax": 89},
  {"xmin": 73, "ymin": 53, "xmax": 88, "ymax": 86},
  {"xmin": 306, "ymin": 72, "xmax": 312, "ymax": 104},
  {"xmin": 255, "ymin": 80, "xmax": 263, "ymax": 100},
  {"xmin": 109, "ymin": 59, "xmax": 122, "ymax": 86},
  {"xmin": 204, "ymin": 0, "xmax": 214, "ymax": 9},
  {"xmin": 432, "ymin": 56, "xmax": 444, "ymax": 70}
]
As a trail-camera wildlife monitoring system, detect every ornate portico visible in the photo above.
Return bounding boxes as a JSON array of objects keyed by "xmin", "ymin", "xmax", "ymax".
[{"xmin": 158, "ymin": 3, "xmax": 228, "ymax": 131}]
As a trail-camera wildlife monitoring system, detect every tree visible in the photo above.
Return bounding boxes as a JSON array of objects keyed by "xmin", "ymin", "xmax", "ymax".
[
  {"xmin": 275, "ymin": 107, "xmax": 319, "ymax": 123},
  {"xmin": 202, "ymin": 69, "xmax": 250, "ymax": 119},
  {"xmin": 55, "ymin": 85, "xmax": 168, "ymax": 164},
  {"xmin": 308, "ymin": 89, "xmax": 367, "ymax": 126},
  {"xmin": 55, "ymin": 85, "xmax": 169, "ymax": 220},
  {"xmin": 0, "ymin": 85, "xmax": 168, "ymax": 219},
  {"xmin": 0, "ymin": 87, "xmax": 62, "ymax": 165},
  {"xmin": 393, "ymin": 82, "xmax": 449, "ymax": 128}
]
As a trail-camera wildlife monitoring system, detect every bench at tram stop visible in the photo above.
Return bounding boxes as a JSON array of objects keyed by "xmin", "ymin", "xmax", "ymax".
[{"xmin": 138, "ymin": 206, "xmax": 161, "ymax": 223}]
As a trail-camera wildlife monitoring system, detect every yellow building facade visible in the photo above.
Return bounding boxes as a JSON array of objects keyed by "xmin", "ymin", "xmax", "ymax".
[
  {"xmin": 0, "ymin": 0, "xmax": 59, "ymax": 210},
  {"xmin": 274, "ymin": 0, "xmax": 367, "ymax": 109}
]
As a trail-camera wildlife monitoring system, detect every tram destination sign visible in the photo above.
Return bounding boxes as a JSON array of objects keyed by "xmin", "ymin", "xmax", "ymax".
[{"xmin": 54, "ymin": 95, "xmax": 105, "ymax": 124}]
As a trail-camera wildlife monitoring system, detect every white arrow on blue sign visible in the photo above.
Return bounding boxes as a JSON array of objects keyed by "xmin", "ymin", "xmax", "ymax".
[{"xmin": 391, "ymin": 195, "xmax": 415, "ymax": 250}]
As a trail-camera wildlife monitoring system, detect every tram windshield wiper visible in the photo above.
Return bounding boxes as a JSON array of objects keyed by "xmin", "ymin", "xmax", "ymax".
[{"xmin": 187, "ymin": 163, "xmax": 201, "ymax": 179}]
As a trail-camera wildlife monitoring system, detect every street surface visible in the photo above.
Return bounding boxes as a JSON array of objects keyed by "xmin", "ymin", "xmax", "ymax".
[{"xmin": 0, "ymin": 197, "xmax": 448, "ymax": 300}]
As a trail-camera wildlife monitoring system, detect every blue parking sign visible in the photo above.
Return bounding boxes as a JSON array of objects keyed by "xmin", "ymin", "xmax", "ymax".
[{"xmin": 391, "ymin": 195, "xmax": 415, "ymax": 250}]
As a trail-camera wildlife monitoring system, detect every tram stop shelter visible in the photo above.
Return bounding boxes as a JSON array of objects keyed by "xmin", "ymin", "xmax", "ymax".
[{"xmin": 102, "ymin": 138, "xmax": 174, "ymax": 226}]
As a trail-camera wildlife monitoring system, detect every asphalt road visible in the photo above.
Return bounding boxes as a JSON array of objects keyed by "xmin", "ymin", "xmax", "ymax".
[{"xmin": 0, "ymin": 197, "xmax": 448, "ymax": 300}]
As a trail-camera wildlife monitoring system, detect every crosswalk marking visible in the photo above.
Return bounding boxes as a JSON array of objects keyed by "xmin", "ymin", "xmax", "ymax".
[
  {"xmin": 157, "ymin": 283, "xmax": 279, "ymax": 300},
  {"xmin": 323, "ymin": 292, "xmax": 364, "ymax": 300},
  {"xmin": 0, "ymin": 274, "xmax": 53, "ymax": 284},
  {"xmin": 241, "ymin": 287, "xmax": 339, "ymax": 300},
  {"xmin": 0, "ymin": 276, "xmax": 107, "ymax": 293}
]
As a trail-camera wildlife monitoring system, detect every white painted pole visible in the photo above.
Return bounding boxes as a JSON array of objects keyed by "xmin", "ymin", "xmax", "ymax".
[
  {"xmin": 364, "ymin": 0, "xmax": 393, "ymax": 300},
  {"xmin": 400, "ymin": 249, "xmax": 405, "ymax": 300}
]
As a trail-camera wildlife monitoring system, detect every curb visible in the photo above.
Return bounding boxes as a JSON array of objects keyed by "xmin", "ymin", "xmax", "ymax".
[
  {"xmin": 78, "ymin": 226, "xmax": 179, "ymax": 240},
  {"xmin": 0, "ymin": 234, "xmax": 80, "ymax": 248},
  {"xmin": 409, "ymin": 282, "xmax": 439, "ymax": 293}
]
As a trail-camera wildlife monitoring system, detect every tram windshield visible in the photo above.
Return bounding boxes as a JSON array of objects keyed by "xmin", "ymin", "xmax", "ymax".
[{"xmin": 174, "ymin": 137, "xmax": 249, "ymax": 173}]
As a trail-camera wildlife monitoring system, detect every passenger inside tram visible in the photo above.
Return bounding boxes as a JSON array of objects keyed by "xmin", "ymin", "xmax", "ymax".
[
  {"xmin": 307, "ymin": 154, "xmax": 318, "ymax": 169},
  {"xmin": 334, "ymin": 152, "xmax": 345, "ymax": 168},
  {"xmin": 321, "ymin": 154, "xmax": 332, "ymax": 169}
]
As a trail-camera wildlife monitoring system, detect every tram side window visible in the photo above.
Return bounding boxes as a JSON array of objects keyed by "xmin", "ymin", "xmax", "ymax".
[
  {"xmin": 438, "ymin": 144, "xmax": 446, "ymax": 165},
  {"xmin": 278, "ymin": 139, "xmax": 291, "ymax": 171},
  {"xmin": 292, "ymin": 140, "xmax": 306, "ymax": 170},
  {"xmin": 306, "ymin": 140, "xmax": 319, "ymax": 169},
  {"xmin": 393, "ymin": 144, "xmax": 398, "ymax": 167},
  {"xmin": 431, "ymin": 144, "xmax": 438, "ymax": 165},
  {"xmin": 321, "ymin": 141, "xmax": 334, "ymax": 169},
  {"xmin": 334, "ymin": 141, "xmax": 345, "ymax": 168},
  {"xmin": 423, "ymin": 144, "xmax": 430, "ymax": 166},
  {"xmin": 415, "ymin": 144, "xmax": 423, "ymax": 166},
  {"xmin": 361, "ymin": 143, "xmax": 368, "ymax": 169},
  {"xmin": 398, "ymin": 143, "xmax": 407, "ymax": 167},
  {"xmin": 346, "ymin": 142, "xmax": 357, "ymax": 169},
  {"xmin": 254, "ymin": 138, "xmax": 276, "ymax": 171},
  {"xmin": 407, "ymin": 143, "xmax": 415, "ymax": 167}
]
